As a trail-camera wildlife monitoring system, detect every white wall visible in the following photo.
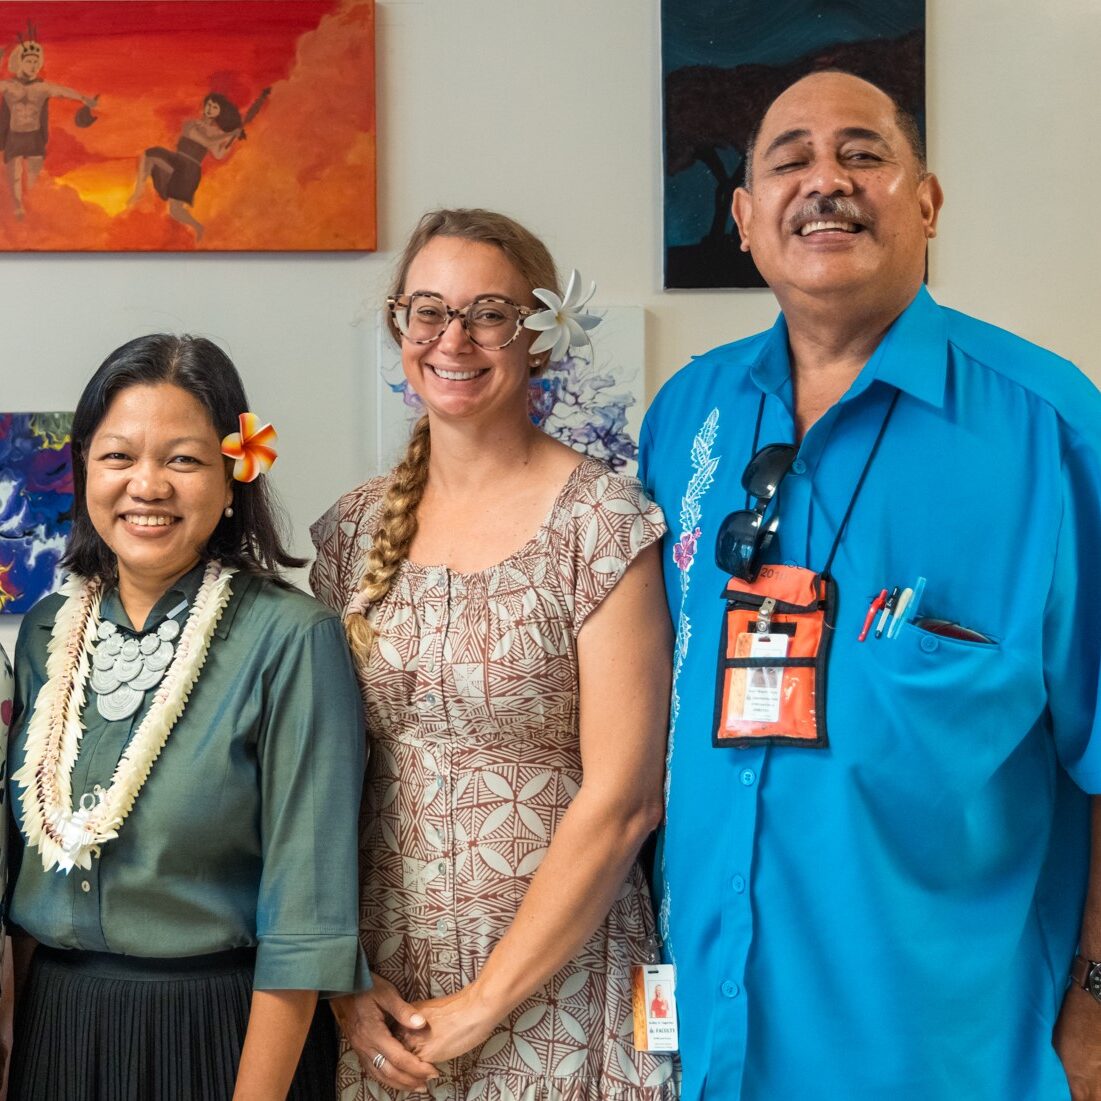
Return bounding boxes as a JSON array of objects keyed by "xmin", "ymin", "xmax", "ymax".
[{"xmin": 1, "ymin": 0, "xmax": 1098, "ymax": 657}]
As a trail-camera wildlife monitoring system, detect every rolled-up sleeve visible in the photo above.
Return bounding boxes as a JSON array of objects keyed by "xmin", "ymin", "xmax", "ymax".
[{"xmin": 253, "ymin": 614, "xmax": 371, "ymax": 993}]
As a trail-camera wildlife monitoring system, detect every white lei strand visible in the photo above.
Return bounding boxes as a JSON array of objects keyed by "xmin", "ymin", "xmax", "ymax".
[{"xmin": 13, "ymin": 561, "xmax": 236, "ymax": 874}]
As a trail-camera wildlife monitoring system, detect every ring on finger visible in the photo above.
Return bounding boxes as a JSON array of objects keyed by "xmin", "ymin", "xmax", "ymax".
[{"xmin": 372, "ymin": 1052, "xmax": 386, "ymax": 1071}]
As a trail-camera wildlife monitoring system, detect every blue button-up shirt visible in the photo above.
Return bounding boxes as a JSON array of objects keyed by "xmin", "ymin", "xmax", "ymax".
[{"xmin": 640, "ymin": 287, "xmax": 1101, "ymax": 1100}]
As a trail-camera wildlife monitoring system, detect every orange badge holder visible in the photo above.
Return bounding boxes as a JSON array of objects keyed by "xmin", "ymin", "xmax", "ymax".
[{"xmin": 713, "ymin": 564, "xmax": 835, "ymax": 749}]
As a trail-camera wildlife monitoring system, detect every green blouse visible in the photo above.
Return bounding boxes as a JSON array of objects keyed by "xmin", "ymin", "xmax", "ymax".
[{"xmin": 8, "ymin": 563, "xmax": 370, "ymax": 993}]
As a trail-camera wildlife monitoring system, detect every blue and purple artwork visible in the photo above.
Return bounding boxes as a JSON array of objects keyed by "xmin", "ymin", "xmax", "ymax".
[
  {"xmin": 662, "ymin": 0, "xmax": 926, "ymax": 288},
  {"xmin": 0, "ymin": 412, "xmax": 73, "ymax": 613}
]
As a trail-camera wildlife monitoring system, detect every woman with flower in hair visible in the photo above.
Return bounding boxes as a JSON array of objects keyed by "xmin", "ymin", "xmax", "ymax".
[
  {"xmin": 311, "ymin": 208, "xmax": 676, "ymax": 1099},
  {"xmin": 6, "ymin": 334, "xmax": 368, "ymax": 1100}
]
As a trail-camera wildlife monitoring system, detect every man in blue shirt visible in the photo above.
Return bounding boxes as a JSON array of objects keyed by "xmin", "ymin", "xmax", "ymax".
[{"xmin": 640, "ymin": 69, "xmax": 1101, "ymax": 1100}]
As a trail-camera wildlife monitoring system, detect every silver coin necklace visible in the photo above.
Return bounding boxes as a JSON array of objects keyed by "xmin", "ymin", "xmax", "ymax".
[{"xmin": 89, "ymin": 598, "xmax": 188, "ymax": 722}]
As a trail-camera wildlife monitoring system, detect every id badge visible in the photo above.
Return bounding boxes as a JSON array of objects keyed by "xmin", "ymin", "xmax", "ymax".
[
  {"xmin": 631, "ymin": 963, "xmax": 679, "ymax": 1052},
  {"xmin": 713, "ymin": 565, "xmax": 836, "ymax": 749}
]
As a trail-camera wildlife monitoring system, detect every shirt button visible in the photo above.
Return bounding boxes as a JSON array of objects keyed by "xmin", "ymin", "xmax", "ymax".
[
  {"xmin": 732, "ymin": 875, "xmax": 746, "ymax": 893},
  {"xmin": 436, "ymin": 918, "xmax": 447, "ymax": 934},
  {"xmin": 920, "ymin": 635, "xmax": 938, "ymax": 653},
  {"xmin": 81, "ymin": 880, "xmax": 91, "ymax": 893},
  {"xmin": 739, "ymin": 768, "xmax": 757, "ymax": 787},
  {"xmin": 721, "ymin": 980, "xmax": 740, "ymax": 998},
  {"xmin": 426, "ymin": 693, "xmax": 437, "ymax": 705},
  {"xmin": 791, "ymin": 458, "xmax": 807, "ymax": 475}
]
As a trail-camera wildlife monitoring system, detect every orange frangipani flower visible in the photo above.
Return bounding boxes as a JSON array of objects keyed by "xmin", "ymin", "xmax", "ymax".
[{"xmin": 220, "ymin": 413, "xmax": 278, "ymax": 483}]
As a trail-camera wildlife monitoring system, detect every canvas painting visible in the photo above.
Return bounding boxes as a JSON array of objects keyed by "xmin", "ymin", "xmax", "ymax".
[
  {"xmin": 0, "ymin": 0, "xmax": 374, "ymax": 251},
  {"xmin": 0, "ymin": 412, "xmax": 72, "ymax": 614},
  {"xmin": 662, "ymin": 0, "xmax": 925, "ymax": 288},
  {"xmin": 376, "ymin": 308, "xmax": 646, "ymax": 477}
]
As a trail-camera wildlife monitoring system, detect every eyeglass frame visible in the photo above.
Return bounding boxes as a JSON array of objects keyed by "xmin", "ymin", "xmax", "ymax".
[
  {"xmin": 386, "ymin": 292, "xmax": 540, "ymax": 351},
  {"xmin": 714, "ymin": 443, "xmax": 798, "ymax": 581}
]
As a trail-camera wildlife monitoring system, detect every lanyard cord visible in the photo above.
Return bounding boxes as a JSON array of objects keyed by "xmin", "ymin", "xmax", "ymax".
[
  {"xmin": 749, "ymin": 387, "xmax": 901, "ymax": 577},
  {"xmin": 821, "ymin": 389, "xmax": 900, "ymax": 577},
  {"xmin": 744, "ymin": 393, "xmax": 768, "ymax": 510}
]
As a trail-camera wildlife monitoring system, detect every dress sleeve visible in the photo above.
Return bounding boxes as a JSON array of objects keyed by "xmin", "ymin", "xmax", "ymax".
[
  {"xmin": 1044, "ymin": 427, "xmax": 1101, "ymax": 792},
  {"xmin": 253, "ymin": 614, "xmax": 371, "ymax": 993},
  {"xmin": 309, "ymin": 482, "xmax": 385, "ymax": 617},
  {"xmin": 555, "ymin": 466, "xmax": 667, "ymax": 636},
  {"xmin": 309, "ymin": 496, "xmax": 354, "ymax": 615}
]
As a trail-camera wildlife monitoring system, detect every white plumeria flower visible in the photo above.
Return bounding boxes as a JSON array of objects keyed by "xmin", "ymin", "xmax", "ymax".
[{"xmin": 523, "ymin": 269, "xmax": 601, "ymax": 362}]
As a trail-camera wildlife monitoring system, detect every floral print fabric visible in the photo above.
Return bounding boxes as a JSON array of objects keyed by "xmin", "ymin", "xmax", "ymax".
[{"xmin": 311, "ymin": 460, "xmax": 677, "ymax": 1101}]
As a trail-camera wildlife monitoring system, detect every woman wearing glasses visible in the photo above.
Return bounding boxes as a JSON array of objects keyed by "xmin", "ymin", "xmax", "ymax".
[{"xmin": 311, "ymin": 208, "xmax": 676, "ymax": 1099}]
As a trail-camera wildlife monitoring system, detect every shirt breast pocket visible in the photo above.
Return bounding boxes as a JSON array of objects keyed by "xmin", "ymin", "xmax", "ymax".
[{"xmin": 859, "ymin": 619, "xmax": 1045, "ymax": 802}]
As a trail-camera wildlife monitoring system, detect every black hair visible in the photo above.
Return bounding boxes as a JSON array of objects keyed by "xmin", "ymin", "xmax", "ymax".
[
  {"xmin": 203, "ymin": 93, "xmax": 242, "ymax": 133},
  {"xmin": 62, "ymin": 333, "xmax": 305, "ymax": 583},
  {"xmin": 743, "ymin": 68, "xmax": 926, "ymax": 190}
]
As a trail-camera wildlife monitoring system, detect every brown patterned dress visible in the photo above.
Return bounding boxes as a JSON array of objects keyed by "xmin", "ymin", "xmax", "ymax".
[{"xmin": 310, "ymin": 459, "xmax": 678, "ymax": 1101}]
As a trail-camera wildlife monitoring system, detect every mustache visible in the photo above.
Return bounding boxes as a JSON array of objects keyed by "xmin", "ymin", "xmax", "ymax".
[{"xmin": 787, "ymin": 196, "xmax": 872, "ymax": 233}]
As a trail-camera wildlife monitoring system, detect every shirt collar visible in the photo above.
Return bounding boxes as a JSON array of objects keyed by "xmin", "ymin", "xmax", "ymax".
[
  {"xmin": 749, "ymin": 285, "xmax": 948, "ymax": 410},
  {"xmin": 99, "ymin": 560, "xmax": 207, "ymax": 633}
]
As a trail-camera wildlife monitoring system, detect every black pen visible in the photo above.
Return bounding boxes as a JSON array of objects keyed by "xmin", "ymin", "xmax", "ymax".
[{"xmin": 875, "ymin": 586, "xmax": 900, "ymax": 639}]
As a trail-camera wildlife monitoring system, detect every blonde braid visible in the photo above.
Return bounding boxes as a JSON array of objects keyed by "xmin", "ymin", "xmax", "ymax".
[{"xmin": 346, "ymin": 416, "xmax": 431, "ymax": 662}]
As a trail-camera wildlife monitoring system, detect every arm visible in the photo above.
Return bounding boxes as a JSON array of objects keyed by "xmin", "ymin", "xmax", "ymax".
[
  {"xmin": 1054, "ymin": 798, "xmax": 1101, "ymax": 1100},
  {"xmin": 402, "ymin": 542, "xmax": 671, "ymax": 1063},
  {"xmin": 232, "ymin": 989, "xmax": 317, "ymax": 1101},
  {"xmin": 1049, "ymin": 429, "xmax": 1101, "ymax": 1099},
  {"xmin": 40, "ymin": 83, "xmax": 96, "ymax": 106}
]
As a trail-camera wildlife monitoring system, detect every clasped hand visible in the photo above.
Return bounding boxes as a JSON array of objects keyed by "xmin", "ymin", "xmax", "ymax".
[
  {"xmin": 334, "ymin": 973, "xmax": 503, "ymax": 1091},
  {"xmin": 331, "ymin": 973, "xmax": 438, "ymax": 1093}
]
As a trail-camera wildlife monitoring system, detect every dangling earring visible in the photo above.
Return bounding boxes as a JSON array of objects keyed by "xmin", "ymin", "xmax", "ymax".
[{"xmin": 223, "ymin": 505, "xmax": 234, "ymax": 519}]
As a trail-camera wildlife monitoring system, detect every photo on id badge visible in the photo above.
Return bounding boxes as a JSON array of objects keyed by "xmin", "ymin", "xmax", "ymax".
[
  {"xmin": 631, "ymin": 964, "xmax": 679, "ymax": 1053},
  {"xmin": 727, "ymin": 631, "xmax": 788, "ymax": 724}
]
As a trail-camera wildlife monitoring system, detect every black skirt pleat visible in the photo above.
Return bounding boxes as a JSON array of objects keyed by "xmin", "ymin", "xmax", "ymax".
[{"xmin": 9, "ymin": 947, "xmax": 337, "ymax": 1101}]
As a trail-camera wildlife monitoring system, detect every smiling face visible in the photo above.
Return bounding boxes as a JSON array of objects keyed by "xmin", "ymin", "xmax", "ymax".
[
  {"xmin": 400, "ymin": 235, "xmax": 535, "ymax": 424},
  {"xmin": 85, "ymin": 383, "xmax": 233, "ymax": 597},
  {"xmin": 732, "ymin": 72, "xmax": 942, "ymax": 314},
  {"xmin": 203, "ymin": 97, "xmax": 221, "ymax": 119}
]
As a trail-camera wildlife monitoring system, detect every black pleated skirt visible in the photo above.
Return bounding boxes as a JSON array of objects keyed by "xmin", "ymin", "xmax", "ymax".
[{"xmin": 9, "ymin": 946, "xmax": 337, "ymax": 1101}]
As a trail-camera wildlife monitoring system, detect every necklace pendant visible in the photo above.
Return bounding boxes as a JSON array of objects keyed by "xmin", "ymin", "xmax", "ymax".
[{"xmin": 96, "ymin": 683, "xmax": 144, "ymax": 722}]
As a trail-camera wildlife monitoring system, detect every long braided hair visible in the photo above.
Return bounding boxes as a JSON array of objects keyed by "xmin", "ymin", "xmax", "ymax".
[{"xmin": 345, "ymin": 208, "xmax": 560, "ymax": 661}]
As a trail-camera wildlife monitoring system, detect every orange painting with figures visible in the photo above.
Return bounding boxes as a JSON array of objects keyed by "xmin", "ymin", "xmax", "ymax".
[{"xmin": 0, "ymin": 0, "xmax": 374, "ymax": 250}]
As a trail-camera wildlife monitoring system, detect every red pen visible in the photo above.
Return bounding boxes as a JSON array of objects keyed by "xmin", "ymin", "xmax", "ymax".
[{"xmin": 859, "ymin": 589, "xmax": 888, "ymax": 642}]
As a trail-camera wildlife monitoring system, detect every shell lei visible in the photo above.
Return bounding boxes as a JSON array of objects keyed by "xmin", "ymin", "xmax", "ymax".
[{"xmin": 13, "ymin": 561, "xmax": 236, "ymax": 874}]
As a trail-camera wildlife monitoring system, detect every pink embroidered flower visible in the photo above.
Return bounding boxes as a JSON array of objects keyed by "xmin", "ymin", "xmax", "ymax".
[{"xmin": 673, "ymin": 527, "xmax": 701, "ymax": 572}]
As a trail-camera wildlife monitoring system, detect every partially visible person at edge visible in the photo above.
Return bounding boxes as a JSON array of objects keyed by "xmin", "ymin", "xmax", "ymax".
[
  {"xmin": 639, "ymin": 70, "xmax": 1101, "ymax": 1100},
  {"xmin": 0, "ymin": 643, "xmax": 10, "ymax": 1070},
  {"xmin": 310, "ymin": 208, "xmax": 677, "ymax": 1099},
  {"xmin": 5, "ymin": 335, "xmax": 369, "ymax": 1100}
]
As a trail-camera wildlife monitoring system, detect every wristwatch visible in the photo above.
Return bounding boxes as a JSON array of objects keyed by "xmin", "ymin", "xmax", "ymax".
[{"xmin": 1070, "ymin": 955, "xmax": 1101, "ymax": 1003}]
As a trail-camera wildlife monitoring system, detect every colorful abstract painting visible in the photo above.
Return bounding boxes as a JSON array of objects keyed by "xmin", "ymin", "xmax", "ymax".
[
  {"xmin": 0, "ymin": 412, "xmax": 72, "ymax": 613},
  {"xmin": 376, "ymin": 308, "xmax": 646, "ymax": 477},
  {"xmin": 0, "ymin": 0, "xmax": 374, "ymax": 251},
  {"xmin": 662, "ymin": 0, "xmax": 925, "ymax": 288}
]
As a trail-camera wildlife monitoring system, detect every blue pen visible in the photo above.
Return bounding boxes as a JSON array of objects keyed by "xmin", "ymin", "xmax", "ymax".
[{"xmin": 898, "ymin": 576, "xmax": 926, "ymax": 629}]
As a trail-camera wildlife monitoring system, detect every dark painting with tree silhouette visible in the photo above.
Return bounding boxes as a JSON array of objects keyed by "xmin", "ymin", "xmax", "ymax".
[{"xmin": 662, "ymin": 0, "xmax": 925, "ymax": 289}]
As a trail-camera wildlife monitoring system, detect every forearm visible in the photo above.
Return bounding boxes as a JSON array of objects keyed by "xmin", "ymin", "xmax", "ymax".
[
  {"xmin": 471, "ymin": 783, "xmax": 661, "ymax": 1022},
  {"xmin": 45, "ymin": 85, "xmax": 87, "ymax": 102},
  {"xmin": 232, "ymin": 988, "xmax": 318, "ymax": 1101},
  {"xmin": 1078, "ymin": 799, "xmax": 1101, "ymax": 956},
  {"xmin": 10, "ymin": 933, "xmax": 37, "ymax": 1004}
]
